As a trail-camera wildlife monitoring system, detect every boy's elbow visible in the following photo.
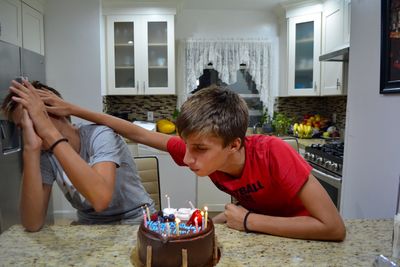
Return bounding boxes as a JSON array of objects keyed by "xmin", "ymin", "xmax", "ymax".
[
  {"xmin": 335, "ymin": 226, "xmax": 346, "ymax": 241},
  {"xmin": 92, "ymin": 194, "xmax": 112, "ymax": 212},
  {"xmin": 328, "ymin": 223, "xmax": 346, "ymax": 242},
  {"xmin": 23, "ymin": 221, "xmax": 44, "ymax": 232}
]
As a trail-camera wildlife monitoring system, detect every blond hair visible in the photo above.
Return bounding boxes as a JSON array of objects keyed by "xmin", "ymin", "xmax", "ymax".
[{"xmin": 176, "ymin": 85, "xmax": 248, "ymax": 148}]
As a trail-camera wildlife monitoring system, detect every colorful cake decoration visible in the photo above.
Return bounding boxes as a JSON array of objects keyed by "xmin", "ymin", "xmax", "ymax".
[{"xmin": 142, "ymin": 195, "xmax": 209, "ymax": 237}]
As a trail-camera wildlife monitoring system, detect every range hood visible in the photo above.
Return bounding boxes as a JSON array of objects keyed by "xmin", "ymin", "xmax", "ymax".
[{"xmin": 319, "ymin": 46, "xmax": 349, "ymax": 62}]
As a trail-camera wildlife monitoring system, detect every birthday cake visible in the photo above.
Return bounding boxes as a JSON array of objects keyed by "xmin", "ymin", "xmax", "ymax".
[{"xmin": 136, "ymin": 207, "xmax": 218, "ymax": 267}]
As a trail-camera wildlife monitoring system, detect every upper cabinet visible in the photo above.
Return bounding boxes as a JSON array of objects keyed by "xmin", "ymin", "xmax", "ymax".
[
  {"xmin": 321, "ymin": 0, "xmax": 344, "ymax": 95},
  {"xmin": 287, "ymin": 12, "xmax": 321, "ymax": 96},
  {"xmin": 283, "ymin": 0, "xmax": 350, "ymax": 97},
  {"xmin": 106, "ymin": 14, "xmax": 175, "ymax": 95},
  {"xmin": 0, "ymin": 0, "xmax": 22, "ymax": 47},
  {"xmin": 0, "ymin": 0, "xmax": 44, "ymax": 55},
  {"xmin": 22, "ymin": 2, "xmax": 44, "ymax": 55}
]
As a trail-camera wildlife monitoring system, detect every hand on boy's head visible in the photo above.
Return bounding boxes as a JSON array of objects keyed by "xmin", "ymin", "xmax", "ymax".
[
  {"xmin": 9, "ymin": 80, "xmax": 57, "ymax": 139},
  {"xmin": 19, "ymin": 109, "xmax": 43, "ymax": 151},
  {"xmin": 224, "ymin": 203, "xmax": 248, "ymax": 231},
  {"xmin": 37, "ymin": 90, "xmax": 70, "ymax": 117}
]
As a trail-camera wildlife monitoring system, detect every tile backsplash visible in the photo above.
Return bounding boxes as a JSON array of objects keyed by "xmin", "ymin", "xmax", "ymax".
[
  {"xmin": 103, "ymin": 95, "xmax": 177, "ymax": 121},
  {"xmin": 103, "ymin": 94, "xmax": 347, "ymax": 132},
  {"xmin": 274, "ymin": 96, "xmax": 347, "ymax": 130}
]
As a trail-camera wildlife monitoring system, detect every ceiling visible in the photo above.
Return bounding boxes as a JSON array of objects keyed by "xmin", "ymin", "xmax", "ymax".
[
  {"xmin": 107, "ymin": 0, "xmax": 311, "ymax": 11},
  {"xmin": 179, "ymin": 0, "xmax": 291, "ymax": 11}
]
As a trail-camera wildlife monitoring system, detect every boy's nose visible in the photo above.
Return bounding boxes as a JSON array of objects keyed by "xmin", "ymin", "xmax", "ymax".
[{"xmin": 183, "ymin": 150, "xmax": 194, "ymax": 166}]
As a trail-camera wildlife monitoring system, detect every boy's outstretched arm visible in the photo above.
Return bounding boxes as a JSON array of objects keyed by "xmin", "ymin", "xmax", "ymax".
[
  {"xmin": 38, "ymin": 90, "xmax": 172, "ymax": 151},
  {"xmin": 224, "ymin": 175, "xmax": 346, "ymax": 241}
]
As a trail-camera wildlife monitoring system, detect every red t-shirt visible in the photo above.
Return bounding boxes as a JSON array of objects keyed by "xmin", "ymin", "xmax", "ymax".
[{"xmin": 167, "ymin": 135, "xmax": 312, "ymax": 217}]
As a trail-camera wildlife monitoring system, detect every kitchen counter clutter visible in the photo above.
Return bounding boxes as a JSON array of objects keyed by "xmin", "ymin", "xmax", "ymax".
[{"xmin": 0, "ymin": 219, "xmax": 398, "ymax": 266}]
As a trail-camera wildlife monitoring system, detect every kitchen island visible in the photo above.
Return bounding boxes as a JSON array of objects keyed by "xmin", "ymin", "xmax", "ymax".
[{"xmin": 0, "ymin": 219, "xmax": 397, "ymax": 266}]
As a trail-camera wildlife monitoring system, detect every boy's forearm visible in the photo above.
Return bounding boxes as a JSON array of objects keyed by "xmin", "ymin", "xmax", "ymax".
[
  {"xmin": 69, "ymin": 104, "xmax": 171, "ymax": 151},
  {"xmin": 246, "ymin": 213, "xmax": 346, "ymax": 241},
  {"xmin": 20, "ymin": 150, "xmax": 48, "ymax": 232}
]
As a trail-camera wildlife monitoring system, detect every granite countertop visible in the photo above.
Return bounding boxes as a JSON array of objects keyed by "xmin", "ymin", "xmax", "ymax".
[{"xmin": 0, "ymin": 219, "xmax": 398, "ymax": 266}]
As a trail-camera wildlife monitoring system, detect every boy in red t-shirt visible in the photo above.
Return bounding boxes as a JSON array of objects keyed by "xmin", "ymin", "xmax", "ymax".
[{"xmin": 11, "ymin": 81, "xmax": 345, "ymax": 241}]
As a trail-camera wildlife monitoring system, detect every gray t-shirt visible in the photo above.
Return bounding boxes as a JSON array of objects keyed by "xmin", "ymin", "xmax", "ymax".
[{"xmin": 40, "ymin": 124, "xmax": 155, "ymax": 224}]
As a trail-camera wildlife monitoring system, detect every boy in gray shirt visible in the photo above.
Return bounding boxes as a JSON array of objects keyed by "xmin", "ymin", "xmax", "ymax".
[{"xmin": 2, "ymin": 80, "xmax": 154, "ymax": 231}]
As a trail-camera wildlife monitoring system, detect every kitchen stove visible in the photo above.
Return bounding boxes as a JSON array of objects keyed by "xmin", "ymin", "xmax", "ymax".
[
  {"xmin": 304, "ymin": 142, "xmax": 344, "ymax": 177},
  {"xmin": 303, "ymin": 141, "xmax": 344, "ymax": 210}
]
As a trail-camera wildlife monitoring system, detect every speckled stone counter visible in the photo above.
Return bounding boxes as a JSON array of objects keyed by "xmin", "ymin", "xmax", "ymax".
[{"xmin": 0, "ymin": 219, "xmax": 397, "ymax": 266}]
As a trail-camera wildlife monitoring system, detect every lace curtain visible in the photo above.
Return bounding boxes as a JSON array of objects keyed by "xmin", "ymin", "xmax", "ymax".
[{"xmin": 181, "ymin": 38, "xmax": 273, "ymax": 113}]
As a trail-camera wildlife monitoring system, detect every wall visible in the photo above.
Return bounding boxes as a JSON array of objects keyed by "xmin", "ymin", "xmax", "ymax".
[
  {"xmin": 341, "ymin": 0, "xmax": 400, "ymax": 219},
  {"xmin": 44, "ymin": 0, "xmax": 103, "ymax": 219},
  {"xmin": 44, "ymin": 0, "xmax": 103, "ymax": 122}
]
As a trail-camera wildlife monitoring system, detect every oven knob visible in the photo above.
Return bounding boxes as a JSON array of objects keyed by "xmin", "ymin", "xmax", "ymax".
[
  {"xmin": 316, "ymin": 157, "xmax": 323, "ymax": 164},
  {"xmin": 304, "ymin": 152, "xmax": 310, "ymax": 160},
  {"xmin": 324, "ymin": 160, "xmax": 332, "ymax": 168},
  {"xmin": 332, "ymin": 163, "xmax": 338, "ymax": 171}
]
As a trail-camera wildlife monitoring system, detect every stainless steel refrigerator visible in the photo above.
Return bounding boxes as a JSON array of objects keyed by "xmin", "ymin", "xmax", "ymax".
[{"xmin": 0, "ymin": 40, "xmax": 49, "ymax": 233}]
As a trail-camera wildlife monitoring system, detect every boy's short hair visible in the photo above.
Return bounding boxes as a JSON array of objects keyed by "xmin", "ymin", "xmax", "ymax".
[
  {"xmin": 176, "ymin": 85, "xmax": 249, "ymax": 148},
  {"xmin": 1, "ymin": 81, "xmax": 69, "ymax": 121}
]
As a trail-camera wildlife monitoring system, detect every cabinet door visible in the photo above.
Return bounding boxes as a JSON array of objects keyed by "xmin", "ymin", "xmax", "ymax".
[
  {"xmin": 0, "ymin": 0, "xmax": 22, "ymax": 47},
  {"xmin": 106, "ymin": 16, "xmax": 139, "ymax": 95},
  {"xmin": 106, "ymin": 15, "xmax": 175, "ymax": 95},
  {"xmin": 321, "ymin": 0, "xmax": 343, "ymax": 95},
  {"xmin": 22, "ymin": 3, "xmax": 44, "ymax": 55},
  {"xmin": 343, "ymin": 0, "xmax": 351, "ymax": 46},
  {"xmin": 142, "ymin": 15, "xmax": 175, "ymax": 95},
  {"xmin": 287, "ymin": 13, "xmax": 321, "ymax": 96}
]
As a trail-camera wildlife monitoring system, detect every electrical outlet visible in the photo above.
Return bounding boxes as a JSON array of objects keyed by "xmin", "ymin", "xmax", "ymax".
[{"xmin": 147, "ymin": 111, "xmax": 154, "ymax": 121}]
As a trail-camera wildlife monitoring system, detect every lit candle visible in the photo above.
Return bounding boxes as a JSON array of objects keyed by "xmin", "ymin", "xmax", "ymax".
[
  {"xmin": 145, "ymin": 205, "xmax": 151, "ymax": 222},
  {"xmin": 201, "ymin": 211, "xmax": 205, "ymax": 230},
  {"xmin": 166, "ymin": 194, "xmax": 171, "ymax": 209},
  {"xmin": 175, "ymin": 218, "xmax": 181, "ymax": 236},
  {"xmin": 194, "ymin": 217, "xmax": 199, "ymax": 233},
  {"xmin": 204, "ymin": 206, "xmax": 208, "ymax": 229}
]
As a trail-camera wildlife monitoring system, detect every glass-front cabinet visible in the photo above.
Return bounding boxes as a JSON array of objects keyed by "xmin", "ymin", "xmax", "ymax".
[
  {"xmin": 287, "ymin": 13, "xmax": 321, "ymax": 96},
  {"xmin": 106, "ymin": 15, "xmax": 175, "ymax": 95}
]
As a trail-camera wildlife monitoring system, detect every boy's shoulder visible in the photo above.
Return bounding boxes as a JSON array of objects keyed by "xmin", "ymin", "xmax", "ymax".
[{"xmin": 245, "ymin": 134, "xmax": 283, "ymax": 147}]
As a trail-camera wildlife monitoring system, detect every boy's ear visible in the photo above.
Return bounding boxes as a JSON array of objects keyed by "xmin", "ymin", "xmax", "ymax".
[{"xmin": 229, "ymin": 137, "xmax": 242, "ymax": 151}]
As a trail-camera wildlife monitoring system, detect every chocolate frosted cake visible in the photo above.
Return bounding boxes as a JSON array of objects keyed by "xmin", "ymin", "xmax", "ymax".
[{"xmin": 136, "ymin": 218, "xmax": 217, "ymax": 267}]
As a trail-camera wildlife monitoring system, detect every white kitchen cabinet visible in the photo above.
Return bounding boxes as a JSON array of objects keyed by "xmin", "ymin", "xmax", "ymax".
[
  {"xmin": 0, "ymin": 0, "xmax": 22, "ymax": 46},
  {"xmin": 0, "ymin": 0, "xmax": 44, "ymax": 55},
  {"xmin": 106, "ymin": 14, "xmax": 175, "ymax": 95},
  {"xmin": 320, "ymin": 0, "xmax": 344, "ymax": 95},
  {"xmin": 22, "ymin": 2, "xmax": 44, "ymax": 55},
  {"xmin": 287, "ymin": 13, "xmax": 321, "ymax": 96},
  {"xmin": 343, "ymin": 0, "xmax": 351, "ymax": 46}
]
